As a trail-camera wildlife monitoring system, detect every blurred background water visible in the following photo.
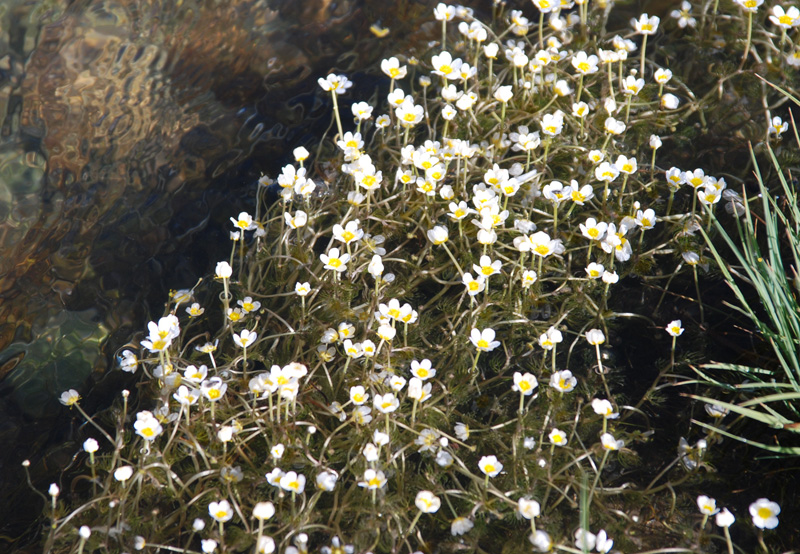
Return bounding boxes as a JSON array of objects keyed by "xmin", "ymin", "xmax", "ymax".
[{"xmin": 0, "ymin": 0, "xmax": 447, "ymax": 547}]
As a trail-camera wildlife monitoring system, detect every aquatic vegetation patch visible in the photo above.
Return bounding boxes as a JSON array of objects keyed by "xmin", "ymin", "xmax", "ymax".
[{"xmin": 40, "ymin": 1, "xmax": 800, "ymax": 553}]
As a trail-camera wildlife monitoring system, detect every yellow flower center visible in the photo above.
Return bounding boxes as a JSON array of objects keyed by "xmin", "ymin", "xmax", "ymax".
[
  {"xmin": 535, "ymin": 245, "xmax": 551, "ymax": 255},
  {"xmin": 240, "ymin": 337, "xmax": 250, "ymax": 347},
  {"xmin": 403, "ymin": 113, "xmax": 417, "ymax": 122},
  {"xmin": 142, "ymin": 427, "xmax": 154, "ymax": 437},
  {"xmin": 481, "ymin": 267, "xmax": 494, "ymax": 276},
  {"xmin": 328, "ymin": 258, "xmax": 341, "ymax": 268},
  {"xmin": 642, "ymin": 218, "xmax": 651, "ymax": 227},
  {"xmin": 757, "ymin": 507, "xmax": 772, "ymax": 519},
  {"xmin": 477, "ymin": 339, "xmax": 489, "ymax": 349},
  {"xmin": 468, "ymin": 281, "xmax": 480, "ymax": 291},
  {"xmin": 484, "ymin": 464, "xmax": 495, "ymax": 473},
  {"xmin": 389, "ymin": 68, "xmax": 400, "ymax": 78},
  {"xmin": 577, "ymin": 62, "xmax": 589, "ymax": 72},
  {"xmin": 519, "ymin": 381, "xmax": 531, "ymax": 391},
  {"xmin": 588, "ymin": 228, "xmax": 599, "ymax": 238},
  {"xmin": 417, "ymin": 368, "xmax": 429, "ymax": 378},
  {"xmin": 208, "ymin": 389, "xmax": 221, "ymax": 400},
  {"xmin": 559, "ymin": 378, "xmax": 569, "ymax": 389},
  {"xmin": 215, "ymin": 510, "xmax": 228, "ymax": 520},
  {"xmin": 439, "ymin": 64, "xmax": 453, "ymax": 74},
  {"xmin": 353, "ymin": 393, "xmax": 364, "ymax": 403},
  {"xmin": 368, "ymin": 477, "xmax": 381, "ymax": 487}
]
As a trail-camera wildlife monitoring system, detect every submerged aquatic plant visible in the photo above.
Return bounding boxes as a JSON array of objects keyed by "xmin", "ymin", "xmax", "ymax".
[{"xmin": 41, "ymin": 1, "xmax": 800, "ymax": 553}]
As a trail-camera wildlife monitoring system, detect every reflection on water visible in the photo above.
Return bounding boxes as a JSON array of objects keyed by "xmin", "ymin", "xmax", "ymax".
[{"xmin": 0, "ymin": 0, "xmax": 443, "ymax": 545}]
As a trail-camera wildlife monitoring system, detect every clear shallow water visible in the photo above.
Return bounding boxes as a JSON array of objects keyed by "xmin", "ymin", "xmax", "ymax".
[{"xmin": 0, "ymin": 0, "xmax": 443, "ymax": 546}]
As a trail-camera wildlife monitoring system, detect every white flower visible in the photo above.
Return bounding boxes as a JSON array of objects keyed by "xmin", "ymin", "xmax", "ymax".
[
  {"xmin": 79, "ymin": 526, "xmax": 91, "ymax": 540},
  {"xmin": 470, "ymin": 328, "xmax": 500, "ymax": 351},
  {"xmin": 697, "ymin": 495, "xmax": 719, "ymax": 515},
  {"xmin": 358, "ymin": 468, "xmax": 387, "ymax": 489},
  {"xmin": 451, "ymin": 517, "xmax": 474, "ymax": 536},
  {"xmin": 601, "ymin": 432, "xmax": 624, "ymax": 450},
  {"xmin": 631, "ymin": 13, "xmax": 660, "ymax": 34},
  {"xmin": 134, "ymin": 411, "xmax": 163, "ymax": 441},
  {"xmin": 770, "ymin": 5, "xmax": 800, "ymax": 27},
  {"xmin": 518, "ymin": 497, "xmax": 541, "ymax": 519},
  {"xmin": 59, "ymin": 389, "xmax": 80, "ymax": 406},
  {"xmin": 316, "ymin": 470, "xmax": 338, "ymax": 491},
  {"xmin": 320, "ymin": 248, "xmax": 350, "ymax": 273},
  {"xmin": 381, "ymin": 57, "xmax": 408, "ymax": 79},
  {"xmin": 549, "ymin": 428, "xmax": 568, "ymax": 446},
  {"xmin": 431, "ymin": 51, "xmax": 462, "ymax": 80},
  {"xmin": 114, "ymin": 465, "xmax": 134, "ymax": 482},
  {"xmin": 513, "ymin": 372, "xmax": 539, "ymax": 395},
  {"xmin": 661, "ymin": 93, "xmax": 680, "ymax": 109},
  {"xmin": 602, "ymin": 270, "xmax": 619, "ymax": 284},
  {"xmin": 478, "ymin": 455, "xmax": 503, "ymax": 477},
  {"xmin": 83, "ymin": 438, "xmax": 99, "ymax": 453},
  {"xmin": 410, "ymin": 359, "xmax": 436, "ymax": 380},
  {"xmin": 622, "ymin": 75, "xmax": 644, "ymax": 96},
  {"xmin": 48, "ymin": 483, "xmax": 60, "ymax": 497},
  {"xmin": 462, "ymin": 273, "xmax": 486, "ymax": 296},
  {"xmin": 230, "ymin": 211, "xmax": 256, "ymax": 232},
  {"xmin": 433, "ymin": 3, "xmax": 456, "ymax": 21},
  {"xmin": 349, "ymin": 386, "xmax": 369, "ymax": 405},
  {"xmin": 253, "ymin": 501, "xmax": 275, "ymax": 520},
  {"xmin": 596, "ymin": 529, "xmax": 614, "ymax": 553},
  {"xmin": 209, "ymin": 500, "xmax": 234, "ymax": 523},
  {"xmin": 574, "ymin": 528, "xmax": 597, "ymax": 551},
  {"xmin": 586, "ymin": 329, "xmax": 605, "ymax": 345},
  {"xmin": 119, "ymin": 349, "xmax": 139, "ymax": 373},
  {"xmin": 415, "ymin": 490, "xmax": 441, "ymax": 513},
  {"xmin": 604, "ymin": 116, "xmax": 626, "ymax": 135},
  {"xmin": 494, "ymin": 85, "xmax": 513, "ymax": 103},
  {"xmin": 279, "ymin": 471, "xmax": 306, "ymax": 494},
  {"xmin": 666, "ymin": 320, "xmax": 684, "ymax": 337},
  {"xmin": 317, "ymin": 74, "xmax": 353, "ymax": 94},
  {"xmin": 749, "ymin": 498, "xmax": 780, "ymax": 529},
  {"xmin": 572, "ymin": 51, "xmax": 599, "ymax": 74},
  {"xmin": 716, "ymin": 508, "xmax": 736, "ymax": 527},
  {"xmin": 521, "ymin": 269, "xmax": 538, "ymax": 288},
  {"xmin": 427, "ymin": 225, "xmax": 449, "ymax": 244},
  {"xmin": 592, "ymin": 399, "xmax": 619, "ymax": 418},
  {"xmin": 530, "ymin": 530, "xmax": 553, "ymax": 552},
  {"xmin": 374, "ymin": 393, "xmax": 399, "ymax": 413},
  {"xmin": 295, "ymin": 282, "xmax": 311, "ymax": 296},
  {"xmin": 256, "ymin": 537, "xmax": 275, "ymax": 554},
  {"xmin": 233, "ymin": 329, "xmax": 257, "ymax": 349},
  {"xmin": 215, "ymin": 261, "xmax": 232, "ymax": 279},
  {"xmin": 550, "ymin": 370, "xmax": 577, "ymax": 392}
]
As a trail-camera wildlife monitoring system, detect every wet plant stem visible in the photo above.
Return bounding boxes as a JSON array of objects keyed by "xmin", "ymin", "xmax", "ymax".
[{"xmin": 587, "ymin": 449, "xmax": 610, "ymax": 509}]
